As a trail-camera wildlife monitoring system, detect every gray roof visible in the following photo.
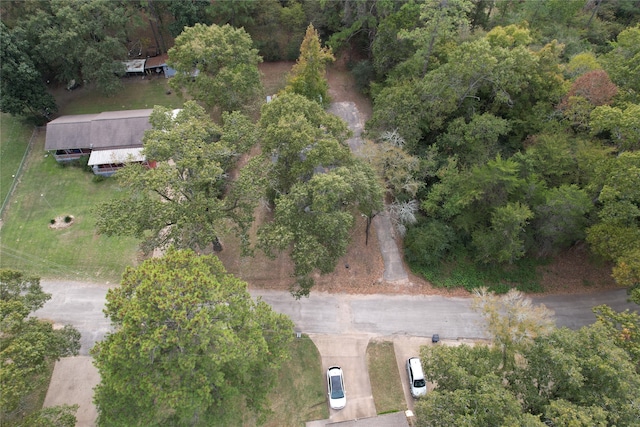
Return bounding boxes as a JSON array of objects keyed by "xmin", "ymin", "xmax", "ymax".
[{"xmin": 45, "ymin": 109, "xmax": 153, "ymax": 151}]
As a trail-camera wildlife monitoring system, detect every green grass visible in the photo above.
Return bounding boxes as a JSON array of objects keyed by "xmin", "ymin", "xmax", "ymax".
[
  {"xmin": 410, "ymin": 255, "xmax": 545, "ymax": 294},
  {"xmin": 366, "ymin": 340, "xmax": 406, "ymax": 415},
  {"xmin": 0, "ymin": 131, "xmax": 139, "ymax": 283},
  {"xmin": 1, "ymin": 114, "xmax": 34, "ymax": 211},
  {"xmin": 256, "ymin": 335, "xmax": 328, "ymax": 427},
  {"xmin": 57, "ymin": 77, "xmax": 183, "ymax": 115}
]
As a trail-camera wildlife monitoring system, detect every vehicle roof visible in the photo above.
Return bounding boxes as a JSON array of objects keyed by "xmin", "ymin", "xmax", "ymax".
[{"xmin": 408, "ymin": 358, "xmax": 424, "ymax": 377}]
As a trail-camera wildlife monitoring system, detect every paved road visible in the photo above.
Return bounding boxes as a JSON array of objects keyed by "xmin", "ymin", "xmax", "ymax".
[{"xmin": 36, "ymin": 281, "xmax": 639, "ymax": 355}]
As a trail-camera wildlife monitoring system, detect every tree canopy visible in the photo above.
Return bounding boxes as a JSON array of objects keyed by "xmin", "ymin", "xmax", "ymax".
[
  {"xmin": 255, "ymin": 92, "xmax": 383, "ymax": 296},
  {"xmin": 92, "ymin": 248, "xmax": 294, "ymax": 426},
  {"xmin": 0, "ymin": 21, "xmax": 56, "ymax": 121},
  {"xmin": 0, "ymin": 269, "xmax": 80, "ymax": 424},
  {"xmin": 95, "ymin": 101, "xmax": 259, "ymax": 255},
  {"xmin": 416, "ymin": 291, "xmax": 640, "ymax": 426},
  {"xmin": 285, "ymin": 23, "xmax": 335, "ymax": 106},
  {"xmin": 168, "ymin": 23, "xmax": 263, "ymax": 112}
]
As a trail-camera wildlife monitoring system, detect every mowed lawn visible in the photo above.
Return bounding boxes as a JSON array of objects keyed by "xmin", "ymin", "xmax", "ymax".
[
  {"xmin": 55, "ymin": 77, "xmax": 183, "ymax": 115},
  {"xmin": 0, "ymin": 129, "xmax": 140, "ymax": 282},
  {"xmin": 0, "ymin": 78, "xmax": 186, "ymax": 282},
  {"xmin": 367, "ymin": 340, "xmax": 406, "ymax": 415}
]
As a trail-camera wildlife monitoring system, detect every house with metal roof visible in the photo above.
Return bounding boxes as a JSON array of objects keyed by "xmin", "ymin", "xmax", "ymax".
[{"xmin": 44, "ymin": 109, "xmax": 155, "ymax": 176}]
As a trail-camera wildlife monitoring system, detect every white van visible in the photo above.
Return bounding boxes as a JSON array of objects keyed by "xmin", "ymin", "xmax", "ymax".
[{"xmin": 406, "ymin": 357, "xmax": 427, "ymax": 398}]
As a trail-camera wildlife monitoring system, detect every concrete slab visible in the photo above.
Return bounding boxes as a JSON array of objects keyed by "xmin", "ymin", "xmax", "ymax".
[
  {"xmin": 43, "ymin": 356, "xmax": 99, "ymax": 427},
  {"xmin": 310, "ymin": 334, "xmax": 377, "ymax": 423}
]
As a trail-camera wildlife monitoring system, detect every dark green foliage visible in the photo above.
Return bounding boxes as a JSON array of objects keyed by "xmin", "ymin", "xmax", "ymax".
[
  {"xmin": 404, "ymin": 220, "xmax": 455, "ymax": 267},
  {"xmin": 0, "ymin": 270, "xmax": 81, "ymax": 423},
  {"xmin": 0, "ymin": 22, "xmax": 57, "ymax": 120},
  {"xmin": 92, "ymin": 249, "xmax": 294, "ymax": 426}
]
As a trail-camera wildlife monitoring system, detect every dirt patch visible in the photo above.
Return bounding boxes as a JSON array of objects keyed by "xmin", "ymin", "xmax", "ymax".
[{"xmin": 49, "ymin": 215, "xmax": 75, "ymax": 230}]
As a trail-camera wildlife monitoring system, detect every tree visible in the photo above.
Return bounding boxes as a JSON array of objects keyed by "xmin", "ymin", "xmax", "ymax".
[
  {"xmin": 400, "ymin": 0, "xmax": 473, "ymax": 76},
  {"xmin": 472, "ymin": 288, "xmax": 554, "ymax": 369},
  {"xmin": 92, "ymin": 248, "xmax": 294, "ymax": 426},
  {"xmin": 95, "ymin": 102, "xmax": 259, "ymax": 254},
  {"xmin": 594, "ymin": 304, "xmax": 640, "ymax": 368},
  {"xmin": 0, "ymin": 269, "xmax": 80, "ymax": 422},
  {"xmin": 166, "ymin": 0, "xmax": 212, "ymax": 37},
  {"xmin": 472, "ymin": 201, "xmax": 533, "ymax": 264},
  {"xmin": 515, "ymin": 323, "xmax": 640, "ymax": 425},
  {"xmin": 258, "ymin": 92, "xmax": 351, "ymax": 197},
  {"xmin": 533, "ymin": 185, "xmax": 592, "ymax": 254},
  {"xmin": 415, "ymin": 320, "xmax": 640, "ymax": 426},
  {"xmin": 590, "ymin": 103, "xmax": 640, "ymax": 151},
  {"xmin": 436, "ymin": 113, "xmax": 511, "ymax": 167},
  {"xmin": 416, "ymin": 344, "xmax": 545, "ymax": 427},
  {"xmin": 600, "ymin": 25, "xmax": 640, "ymax": 102},
  {"xmin": 258, "ymin": 163, "xmax": 383, "ymax": 298},
  {"xmin": 285, "ymin": 24, "xmax": 335, "ymax": 106},
  {"xmin": 0, "ymin": 22, "xmax": 57, "ymax": 121},
  {"xmin": 560, "ymin": 69, "xmax": 618, "ymax": 108},
  {"xmin": 168, "ymin": 23, "xmax": 263, "ymax": 112},
  {"xmin": 12, "ymin": 0, "xmax": 132, "ymax": 95}
]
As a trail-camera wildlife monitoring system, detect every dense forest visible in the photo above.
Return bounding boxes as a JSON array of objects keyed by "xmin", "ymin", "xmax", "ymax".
[{"xmin": 1, "ymin": 0, "xmax": 639, "ymax": 298}]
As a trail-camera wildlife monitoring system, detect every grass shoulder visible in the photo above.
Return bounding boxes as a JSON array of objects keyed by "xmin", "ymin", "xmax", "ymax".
[{"xmin": 366, "ymin": 340, "xmax": 405, "ymax": 415}]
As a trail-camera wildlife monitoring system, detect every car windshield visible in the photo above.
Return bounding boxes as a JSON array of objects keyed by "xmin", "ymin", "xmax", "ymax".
[
  {"xmin": 414, "ymin": 379, "xmax": 426, "ymax": 388},
  {"xmin": 330, "ymin": 375, "xmax": 344, "ymax": 399}
]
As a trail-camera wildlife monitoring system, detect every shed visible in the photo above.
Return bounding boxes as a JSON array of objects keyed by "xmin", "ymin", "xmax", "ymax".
[
  {"xmin": 123, "ymin": 59, "xmax": 147, "ymax": 75},
  {"xmin": 88, "ymin": 147, "xmax": 153, "ymax": 177},
  {"xmin": 144, "ymin": 53, "xmax": 177, "ymax": 78}
]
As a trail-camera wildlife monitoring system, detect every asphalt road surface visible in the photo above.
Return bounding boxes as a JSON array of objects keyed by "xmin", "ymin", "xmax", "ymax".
[{"xmin": 36, "ymin": 281, "xmax": 639, "ymax": 355}]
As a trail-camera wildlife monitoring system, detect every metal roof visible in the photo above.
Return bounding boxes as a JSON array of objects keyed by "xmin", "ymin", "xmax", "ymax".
[
  {"xmin": 123, "ymin": 59, "xmax": 146, "ymax": 73},
  {"xmin": 45, "ymin": 109, "xmax": 153, "ymax": 151},
  {"xmin": 88, "ymin": 147, "xmax": 145, "ymax": 166}
]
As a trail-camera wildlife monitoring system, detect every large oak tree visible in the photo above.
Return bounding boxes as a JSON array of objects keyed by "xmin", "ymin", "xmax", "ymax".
[
  {"xmin": 168, "ymin": 23, "xmax": 263, "ymax": 112},
  {"xmin": 95, "ymin": 101, "xmax": 259, "ymax": 254},
  {"xmin": 92, "ymin": 248, "xmax": 294, "ymax": 426}
]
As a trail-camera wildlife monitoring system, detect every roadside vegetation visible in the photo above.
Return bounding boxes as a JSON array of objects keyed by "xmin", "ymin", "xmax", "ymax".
[{"xmin": 366, "ymin": 340, "xmax": 406, "ymax": 415}]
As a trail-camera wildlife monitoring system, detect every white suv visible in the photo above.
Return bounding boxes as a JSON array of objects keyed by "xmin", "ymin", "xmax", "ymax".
[{"xmin": 407, "ymin": 357, "xmax": 427, "ymax": 398}]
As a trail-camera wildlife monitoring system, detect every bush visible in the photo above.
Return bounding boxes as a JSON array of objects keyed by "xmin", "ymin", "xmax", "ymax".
[
  {"xmin": 404, "ymin": 220, "xmax": 455, "ymax": 267},
  {"xmin": 256, "ymin": 40, "xmax": 282, "ymax": 62},
  {"xmin": 349, "ymin": 60, "xmax": 374, "ymax": 94},
  {"xmin": 50, "ymin": 219, "xmax": 55, "ymax": 224},
  {"xmin": 64, "ymin": 216, "xmax": 72, "ymax": 223}
]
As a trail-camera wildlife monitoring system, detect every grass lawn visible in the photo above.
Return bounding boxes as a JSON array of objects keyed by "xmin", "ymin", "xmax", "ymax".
[
  {"xmin": 367, "ymin": 340, "xmax": 406, "ymax": 415},
  {"xmin": 0, "ymin": 114, "xmax": 34, "ymax": 211},
  {"xmin": 261, "ymin": 335, "xmax": 328, "ymax": 426},
  {"xmin": 0, "ymin": 130, "xmax": 139, "ymax": 283},
  {"xmin": 56, "ymin": 77, "xmax": 183, "ymax": 115}
]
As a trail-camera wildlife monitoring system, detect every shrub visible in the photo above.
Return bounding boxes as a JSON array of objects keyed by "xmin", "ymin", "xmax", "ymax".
[
  {"xmin": 64, "ymin": 216, "xmax": 72, "ymax": 223},
  {"xmin": 404, "ymin": 220, "xmax": 455, "ymax": 267}
]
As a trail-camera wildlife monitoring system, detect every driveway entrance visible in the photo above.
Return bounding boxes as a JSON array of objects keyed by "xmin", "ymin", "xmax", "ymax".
[{"xmin": 309, "ymin": 334, "xmax": 377, "ymax": 423}]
